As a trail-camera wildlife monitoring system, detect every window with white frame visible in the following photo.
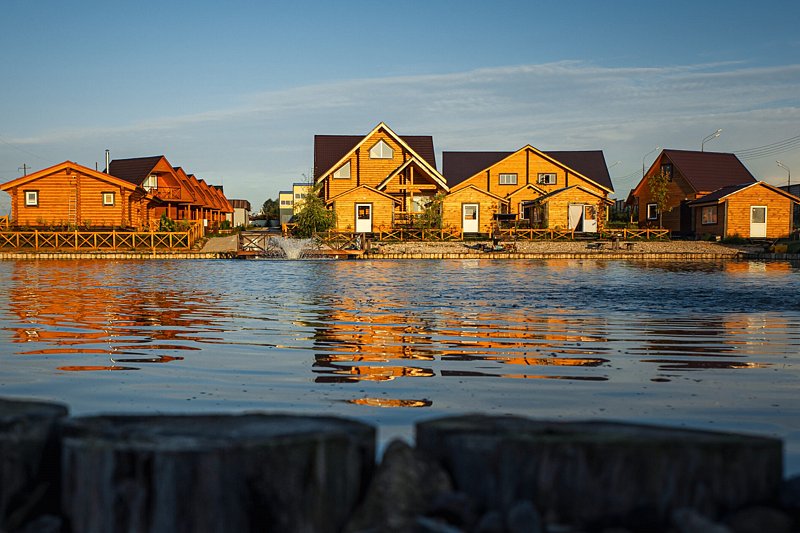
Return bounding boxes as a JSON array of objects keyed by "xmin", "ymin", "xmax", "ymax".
[
  {"xmin": 701, "ymin": 205, "xmax": 718, "ymax": 225},
  {"xmin": 537, "ymin": 173, "xmax": 557, "ymax": 185},
  {"xmin": 369, "ymin": 140, "xmax": 393, "ymax": 159},
  {"xmin": 646, "ymin": 203, "xmax": 658, "ymax": 220},
  {"xmin": 333, "ymin": 161, "xmax": 351, "ymax": 179},
  {"xmin": 143, "ymin": 174, "xmax": 158, "ymax": 191},
  {"xmin": 24, "ymin": 190, "xmax": 38, "ymax": 207},
  {"xmin": 499, "ymin": 173, "xmax": 518, "ymax": 185},
  {"xmin": 102, "ymin": 192, "xmax": 115, "ymax": 206}
]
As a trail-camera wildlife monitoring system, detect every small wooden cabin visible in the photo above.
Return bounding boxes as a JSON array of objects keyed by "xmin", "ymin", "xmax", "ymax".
[
  {"xmin": 441, "ymin": 185, "xmax": 507, "ymax": 234},
  {"xmin": 326, "ymin": 185, "xmax": 400, "ymax": 233},
  {"xmin": 0, "ymin": 161, "xmax": 157, "ymax": 228},
  {"xmin": 629, "ymin": 150, "xmax": 756, "ymax": 235},
  {"xmin": 689, "ymin": 181, "xmax": 800, "ymax": 239}
]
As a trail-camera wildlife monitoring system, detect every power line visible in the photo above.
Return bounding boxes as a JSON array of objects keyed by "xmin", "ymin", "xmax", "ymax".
[
  {"xmin": 0, "ymin": 134, "xmax": 48, "ymax": 161},
  {"xmin": 733, "ymin": 134, "xmax": 800, "ymax": 161}
]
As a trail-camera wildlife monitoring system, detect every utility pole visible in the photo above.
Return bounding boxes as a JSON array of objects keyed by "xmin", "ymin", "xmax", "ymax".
[{"xmin": 18, "ymin": 164, "xmax": 31, "ymax": 176}]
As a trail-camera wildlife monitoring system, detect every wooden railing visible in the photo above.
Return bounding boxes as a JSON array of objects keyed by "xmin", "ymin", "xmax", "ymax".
[
  {"xmin": 313, "ymin": 227, "xmax": 670, "ymax": 245},
  {"xmin": 0, "ymin": 223, "xmax": 204, "ymax": 251},
  {"xmin": 151, "ymin": 186, "xmax": 183, "ymax": 201},
  {"xmin": 496, "ymin": 228, "xmax": 670, "ymax": 241},
  {"xmin": 599, "ymin": 228, "xmax": 671, "ymax": 240},
  {"xmin": 0, "ymin": 216, "xmax": 8, "ymax": 229}
]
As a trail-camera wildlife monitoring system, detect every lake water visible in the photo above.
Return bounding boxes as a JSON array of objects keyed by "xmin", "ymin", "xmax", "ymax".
[{"xmin": 1, "ymin": 258, "xmax": 799, "ymax": 474}]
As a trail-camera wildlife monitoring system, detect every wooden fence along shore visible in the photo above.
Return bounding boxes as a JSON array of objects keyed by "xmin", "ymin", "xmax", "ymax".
[{"xmin": 0, "ymin": 222, "xmax": 204, "ymax": 252}]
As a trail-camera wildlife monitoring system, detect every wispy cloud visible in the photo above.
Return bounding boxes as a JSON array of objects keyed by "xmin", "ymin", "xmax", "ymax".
[{"xmin": 2, "ymin": 60, "xmax": 799, "ymax": 203}]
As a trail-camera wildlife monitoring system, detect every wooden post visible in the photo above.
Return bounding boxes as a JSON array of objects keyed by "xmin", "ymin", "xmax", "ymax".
[
  {"xmin": 0, "ymin": 398, "xmax": 69, "ymax": 531},
  {"xmin": 61, "ymin": 414, "xmax": 375, "ymax": 533},
  {"xmin": 416, "ymin": 415, "xmax": 782, "ymax": 530}
]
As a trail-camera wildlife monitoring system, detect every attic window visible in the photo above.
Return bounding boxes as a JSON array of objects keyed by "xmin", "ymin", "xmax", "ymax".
[
  {"xmin": 102, "ymin": 192, "xmax": 115, "ymax": 206},
  {"xmin": 143, "ymin": 174, "xmax": 158, "ymax": 191},
  {"xmin": 333, "ymin": 161, "xmax": 351, "ymax": 179},
  {"xmin": 369, "ymin": 140, "xmax": 393, "ymax": 159},
  {"xmin": 661, "ymin": 163, "xmax": 673, "ymax": 181}
]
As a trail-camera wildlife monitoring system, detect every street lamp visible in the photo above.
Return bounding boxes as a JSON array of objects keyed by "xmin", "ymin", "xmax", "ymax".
[
  {"xmin": 642, "ymin": 147, "xmax": 660, "ymax": 178},
  {"xmin": 777, "ymin": 160, "xmax": 791, "ymax": 188},
  {"xmin": 701, "ymin": 129, "xmax": 722, "ymax": 151}
]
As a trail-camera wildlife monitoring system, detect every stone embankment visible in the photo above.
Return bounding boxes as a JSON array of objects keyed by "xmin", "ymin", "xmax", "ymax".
[{"xmin": 2, "ymin": 397, "xmax": 798, "ymax": 533}]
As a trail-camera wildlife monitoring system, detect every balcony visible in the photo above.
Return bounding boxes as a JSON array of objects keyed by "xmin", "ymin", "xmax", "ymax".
[{"xmin": 147, "ymin": 186, "xmax": 182, "ymax": 201}]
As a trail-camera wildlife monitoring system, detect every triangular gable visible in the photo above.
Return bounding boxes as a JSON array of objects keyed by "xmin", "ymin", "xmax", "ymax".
[
  {"xmin": 507, "ymin": 183, "xmax": 546, "ymax": 199},
  {"xmin": 173, "ymin": 167, "xmax": 198, "ymax": 203},
  {"xmin": 315, "ymin": 122, "xmax": 446, "ymax": 188},
  {"xmin": 376, "ymin": 156, "xmax": 449, "ymax": 192},
  {"xmin": 447, "ymin": 184, "xmax": 509, "ymax": 204},
  {"xmin": 325, "ymin": 185, "xmax": 402, "ymax": 205},
  {"xmin": 531, "ymin": 185, "xmax": 613, "ymax": 204},
  {"xmin": 451, "ymin": 145, "xmax": 614, "ymax": 195},
  {"xmin": 0, "ymin": 160, "xmax": 140, "ymax": 192}
]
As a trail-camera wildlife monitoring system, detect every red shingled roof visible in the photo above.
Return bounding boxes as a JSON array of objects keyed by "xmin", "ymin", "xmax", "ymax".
[
  {"xmin": 661, "ymin": 150, "xmax": 756, "ymax": 193},
  {"xmin": 442, "ymin": 149, "xmax": 614, "ymax": 192},
  {"xmin": 314, "ymin": 135, "xmax": 436, "ymax": 180}
]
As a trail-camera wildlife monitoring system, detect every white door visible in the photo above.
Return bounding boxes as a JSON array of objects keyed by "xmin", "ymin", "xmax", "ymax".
[
  {"xmin": 750, "ymin": 206, "xmax": 767, "ymax": 238},
  {"xmin": 568, "ymin": 204, "xmax": 584, "ymax": 231},
  {"xmin": 462, "ymin": 204, "xmax": 479, "ymax": 233},
  {"xmin": 583, "ymin": 205, "xmax": 597, "ymax": 233},
  {"xmin": 355, "ymin": 204, "xmax": 372, "ymax": 233}
]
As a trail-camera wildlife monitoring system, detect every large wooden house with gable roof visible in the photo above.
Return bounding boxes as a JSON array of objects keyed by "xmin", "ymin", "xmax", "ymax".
[
  {"xmin": 314, "ymin": 122, "xmax": 450, "ymax": 232},
  {"xmin": 629, "ymin": 149, "xmax": 756, "ymax": 235},
  {"xmin": 442, "ymin": 147, "xmax": 614, "ymax": 234}
]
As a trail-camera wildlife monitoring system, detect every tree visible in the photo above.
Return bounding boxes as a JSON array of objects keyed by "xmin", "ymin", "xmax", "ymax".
[
  {"xmin": 261, "ymin": 198, "xmax": 279, "ymax": 221},
  {"xmin": 648, "ymin": 171, "xmax": 671, "ymax": 227},
  {"xmin": 415, "ymin": 192, "xmax": 445, "ymax": 229},
  {"xmin": 292, "ymin": 183, "xmax": 336, "ymax": 238}
]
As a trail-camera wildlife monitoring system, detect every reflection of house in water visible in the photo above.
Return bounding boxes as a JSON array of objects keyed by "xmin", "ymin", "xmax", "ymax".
[
  {"xmin": 6, "ymin": 262, "xmax": 227, "ymax": 370},
  {"xmin": 630, "ymin": 316, "xmax": 772, "ymax": 377},
  {"xmin": 311, "ymin": 293, "xmax": 612, "ymax": 383}
]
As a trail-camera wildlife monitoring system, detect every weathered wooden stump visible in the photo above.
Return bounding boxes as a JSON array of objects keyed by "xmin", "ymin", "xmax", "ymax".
[
  {"xmin": 416, "ymin": 416, "xmax": 782, "ymax": 529},
  {"xmin": 61, "ymin": 413, "xmax": 375, "ymax": 533},
  {"xmin": 0, "ymin": 398, "xmax": 68, "ymax": 531}
]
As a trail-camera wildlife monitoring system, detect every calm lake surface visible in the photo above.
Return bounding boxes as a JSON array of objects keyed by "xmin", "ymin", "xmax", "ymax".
[{"xmin": 1, "ymin": 258, "xmax": 799, "ymax": 473}]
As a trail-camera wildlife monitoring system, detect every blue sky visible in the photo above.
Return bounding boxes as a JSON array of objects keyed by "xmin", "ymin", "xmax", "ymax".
[{"xmin": 1, "ymin": 0, "xmax": 799, "ymax": 212}]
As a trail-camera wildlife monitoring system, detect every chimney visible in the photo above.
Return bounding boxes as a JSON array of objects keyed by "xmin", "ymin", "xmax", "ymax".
[{"xmin": 105, "ymin": 149, "xmax": 110, "ymax": 173}]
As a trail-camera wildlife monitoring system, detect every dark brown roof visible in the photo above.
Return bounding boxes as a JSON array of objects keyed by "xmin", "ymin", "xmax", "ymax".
[
  {"xmin": 314, "ymin": 135, "xmax": 436, "ymax": 180},
  {"xmin": 661, "ymin": 150, "xmax": 756, "ymax": 193},
  {"xmin": 442, "ymin": 149, "xmax": 614, "ymax": 191},
  {"xmin": 108, "ymin": 156, "xmax": 164, "ymax": 186},
  {"xmin": 688, "ymin": 183, "xmax": 754, "ymax": 205},
  {"xmin": 442, "ymin": 152, "xmax": 511, "ymax": 188},
  {"xmin": 230, "ymin": 199, "xmax": 251, "ymax": 210}
]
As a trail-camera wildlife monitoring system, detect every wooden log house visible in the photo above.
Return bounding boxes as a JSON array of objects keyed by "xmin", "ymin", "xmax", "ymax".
[
  {"xmin": 442, "ymin": 147, "xmax": 615, "ymax": 234},
  {"xmin": 314, "ymin": 123, "xmax": 450, "ymax": 233},
  {"xmin": 108, "ymin": 155, "xmax": 233, "ymax": 229},
  {"xmin": 628, "ymin": 150, "xmax": 757, "ymax": 236},
  {"xmin": 0, "ymin": 161, "xmax": 159, "ymax": 229}
]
